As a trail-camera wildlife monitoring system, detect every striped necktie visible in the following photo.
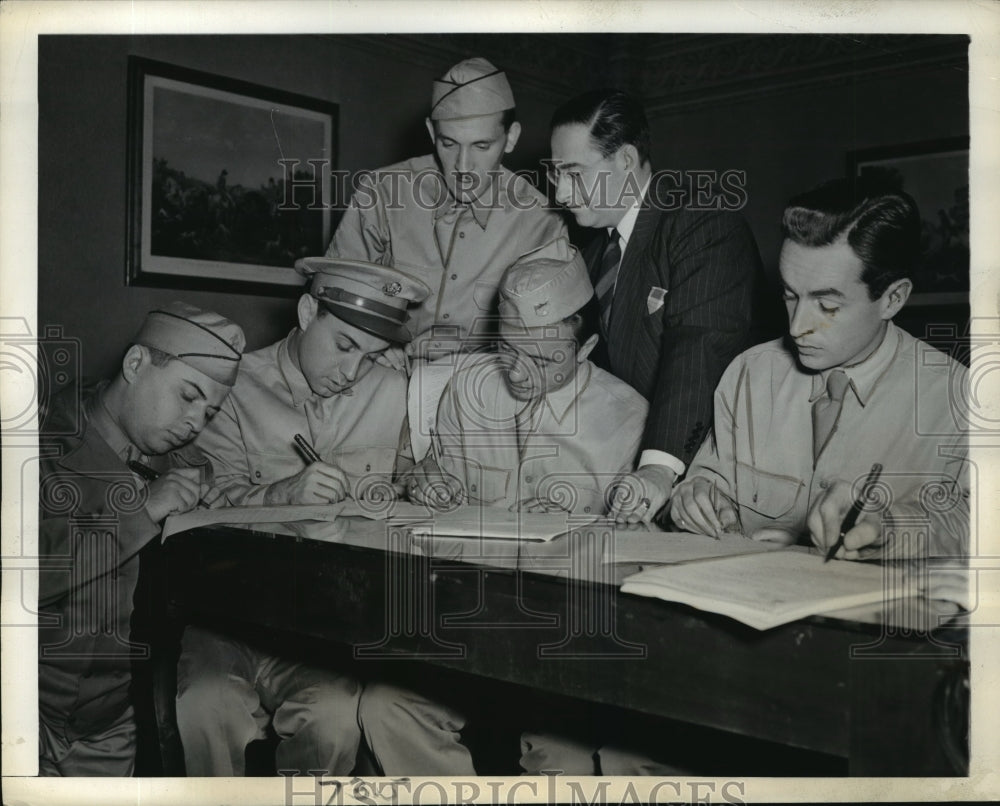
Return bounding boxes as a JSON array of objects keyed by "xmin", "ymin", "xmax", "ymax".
[
  {"xmin": 595, "ymin": 229, "xmax": 622, "ymax": 335},
  {"xmin": 812, "ymin": 369, "xmax": 850, "ymax": 461}
]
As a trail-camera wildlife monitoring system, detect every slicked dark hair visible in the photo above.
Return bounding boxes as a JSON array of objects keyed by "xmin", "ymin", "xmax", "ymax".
[
  {"xmin": 782, "ymin": 176, "xmax": 921, "ymax": 300},
  {"xmin": 550, "ymin": 89, "xmax": 651, "ymax": 166}
]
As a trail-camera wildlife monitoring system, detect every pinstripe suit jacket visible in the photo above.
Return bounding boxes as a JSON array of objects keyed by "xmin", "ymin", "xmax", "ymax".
[{"xmin": 585, "ymin": 185, "xmax": 762, "ymax": 467}]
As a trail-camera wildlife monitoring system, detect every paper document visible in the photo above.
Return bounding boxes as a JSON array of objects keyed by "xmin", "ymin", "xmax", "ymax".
[
  {"xmin": 604, "ymin": 530, "xmax": 780, "ymax": 565},
  {"xmin": 409, "ymin": 508, "xmax": 599, "ymax": 542},
  {"xmin": 162, "ymin": 499, "xmax": 436, "ymax": 540},
  {"xmin": 620, "ymin": 549, "xmax": 894, "ymax": 630}
]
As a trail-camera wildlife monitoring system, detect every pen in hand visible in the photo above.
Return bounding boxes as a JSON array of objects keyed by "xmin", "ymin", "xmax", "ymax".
[
  {"xmin": 293, "ymin": 433, "xmax": 322, "ymax": 464},
  {"xmin": 128, "ymin": 459, "xmax": 160, "ymax": 482},
  {"xmin": 824, "ymin": 462, "xmax": 883, "ymax": 563},
  {"xmin": 128, "ymin": 460, "xmax": 213, "ymax": 509}
]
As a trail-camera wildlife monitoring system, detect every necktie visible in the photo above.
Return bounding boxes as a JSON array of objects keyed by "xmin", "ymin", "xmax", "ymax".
[
  {"xmin": 594, "ymin": 229, "xmax": 622, "ymax": 335},
  {"xmin": 812, "ymin": 369, "xmax": 850, "ymax": 461}
]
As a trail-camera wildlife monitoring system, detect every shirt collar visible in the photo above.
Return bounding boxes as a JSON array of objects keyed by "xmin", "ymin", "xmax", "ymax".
[
  {"xmin": 431, "ymin": 167, "xmax": 511, "ymax": 230},
  {"xmin": 611, "ymin": 175, "xmax": 651, "ymax": 247},
  {"xmin": 278, "ymin": 329, "xmax": 317, "ymax": 407},
  {"xmin": 808, "ymin": 322, "xmax": 902, "ymax": 406},
  {"xmin": 88, "ymin": 383, "xmax": 137, "ymax": 463},
  {"xmin": 543, "ymin": 361, "xmax": 592, "ymax": 423}
]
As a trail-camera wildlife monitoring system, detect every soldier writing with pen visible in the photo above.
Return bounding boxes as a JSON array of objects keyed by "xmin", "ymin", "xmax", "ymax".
[
  {"xmin": 671, "ymin": 177, "xmax": 968, "ymax": 562},
  {"xmin": 37, "ymin": 302, "xmax": 245, "ymax": 776},
  {"xmin": 175, "ymin": 256, "xmax": 430, "ymax": 778}
]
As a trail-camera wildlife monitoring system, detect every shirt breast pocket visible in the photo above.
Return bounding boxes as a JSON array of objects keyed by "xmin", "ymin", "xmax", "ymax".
[
  {"xmin": 734, "ymin": 461, "xmax": 804, "ymax": 523},
  {"xmin": 329, "ymin": 446, "xmax": 397, "ymax": 480},
  {"xmin": 456, "ymin": 461, "xmax": 511, "ymax": 506},
  {"xmin": 473, "ymin": 283, "xmax": 497, "ymax": 313},
  {"xmin": 246, "ymin": 451, "xmax": 303, "ymax": 486}
]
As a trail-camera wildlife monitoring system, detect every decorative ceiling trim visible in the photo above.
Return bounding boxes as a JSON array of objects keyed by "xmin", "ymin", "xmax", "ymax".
[{"xmin": 337, "ymin": 33, "xmax": 968, "ymax": 116}]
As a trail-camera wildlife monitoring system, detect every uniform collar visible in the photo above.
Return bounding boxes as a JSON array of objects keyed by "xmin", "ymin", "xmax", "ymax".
[
  {"xmin": 278, "ymin": 329, "xmax": 318, "ymax": 407},
  {"xmin": 431, "ymin": 166, "xmax": 513, "ymax": 230},
  {"xmin": 88, "ymin": 382, "xmax": 138, "ymax": 463},
  {"xmin": 808, "ymin": 322, "xmax": 902, "ymax": 407},
  {"xmin": 543, "ymin": 361, "xmax": 592, "ymax": 424}
]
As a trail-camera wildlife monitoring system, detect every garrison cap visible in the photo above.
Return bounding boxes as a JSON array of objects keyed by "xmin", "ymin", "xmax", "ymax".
[
  {"xmin": 498, "ymin": 247, "xmax": 593, "ymax": 328},
  {"xmin": 133, "ymin": 302, "xmax": 245, "ymax": 386},
  {"xmin": 430, "ymin": 57, "xmax": 515, "ymax": 121},
  {"xmin": 296, "ymin": 256, "xmax": 431, "ymax": 343}
]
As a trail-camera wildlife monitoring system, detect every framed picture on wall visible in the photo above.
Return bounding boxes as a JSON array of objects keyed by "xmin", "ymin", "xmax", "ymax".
[
  {"xmin": 846, "ymin": 136, "xmax": 969, "ymax": 307},
  {"xmin": 126, "ymin": 57, "xmax": 338, "ymax": 294}
]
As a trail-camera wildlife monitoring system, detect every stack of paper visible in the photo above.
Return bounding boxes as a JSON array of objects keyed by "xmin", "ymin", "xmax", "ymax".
[{"xmin": 620, "ymin": 549, "xmax": 894, "ymax": 630}]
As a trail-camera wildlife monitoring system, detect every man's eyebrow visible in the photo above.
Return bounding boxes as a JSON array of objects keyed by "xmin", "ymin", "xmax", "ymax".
[
  {"xmin": 182, "ymin": 380, "xmax": 207, "ymax": 400},
  {"xmin": 808, "ymin": 287, "xmax": 846, "ymax": 299}
]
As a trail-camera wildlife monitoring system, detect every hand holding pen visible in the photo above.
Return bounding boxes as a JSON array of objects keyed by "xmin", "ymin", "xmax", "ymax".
[
  {"xmin": 128, "ymin": 460, "xmax": 218, "ymax": 521},
  {"xmin": 280, "ymin": 433, "xmax": 352, "ymax": 505},
  {"xmin": 668, "ymin": 476, "xmax": 741, "ymax": 539},
  {"xmin": 806, "ymin": 463, "xmax": 884, "ymax": 562},
  {"xmin": 404, "ymin": 427, "xmax": 464, "ymax": 510}
]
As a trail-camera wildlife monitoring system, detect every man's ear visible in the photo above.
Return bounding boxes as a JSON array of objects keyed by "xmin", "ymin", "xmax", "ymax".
[
  {"xmin": 425, "ymin": 117, "xmax": 437, "ymax": 147},
  {"xmin": 503, "ymin": 121, "xmax": 522, "ymax": 154},
  {"xmin": 880, "ymin": 277, "xmax": 913, "ymax": 320},
  {"xmin": 577, "ymin": 332, "xmax": 600, "ymax": 363},
  {"xmin": 298, "ymin": 293, "xmax": 319, "ymax": 331},
  {"xmin": 618, "ymin": 143, "xmax": 640, "ymax": 174},
  {"xmin": 121, "ymin": 344, "xmax": 146, "ymax": 384}
]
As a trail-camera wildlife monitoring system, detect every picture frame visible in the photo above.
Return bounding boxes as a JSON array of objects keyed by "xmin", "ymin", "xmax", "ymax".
[
  {"xmin": 126, "ymin": 57, "xmax": 338, "ymax": 294},
  {"xmin": 846, "ymin": 136, "xmax": 969, "ymax": 307}
]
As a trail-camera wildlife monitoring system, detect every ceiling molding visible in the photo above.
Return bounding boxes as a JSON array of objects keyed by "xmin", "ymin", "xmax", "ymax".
[{"xmin": 338, "ymin": 33, "xmax": 968, "ymax": 116}]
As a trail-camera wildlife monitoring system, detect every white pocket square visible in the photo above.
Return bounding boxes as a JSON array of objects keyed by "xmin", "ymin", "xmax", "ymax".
[{"xmin": 646, "ymin": 286, "xmax": 667, "ymax": 315}]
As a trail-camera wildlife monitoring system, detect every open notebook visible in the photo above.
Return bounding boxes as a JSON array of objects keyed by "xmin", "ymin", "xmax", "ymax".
[{"xmin": 620, "ymin": 549, "xmax": 894, "ymax": 630}]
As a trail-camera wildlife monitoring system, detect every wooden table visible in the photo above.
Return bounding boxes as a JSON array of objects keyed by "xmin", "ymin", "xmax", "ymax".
[{"xmin": 156, "ymin": 516, "xmax": 969, "ymax": 776}]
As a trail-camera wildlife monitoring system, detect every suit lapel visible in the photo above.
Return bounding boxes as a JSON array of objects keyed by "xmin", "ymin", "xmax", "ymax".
[{"xmin": 608, "ymin": 194, "xmax": 660, "ymax": 365}]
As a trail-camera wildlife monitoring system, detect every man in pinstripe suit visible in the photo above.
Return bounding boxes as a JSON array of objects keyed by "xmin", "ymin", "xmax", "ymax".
[{"xmin": 548, "ymin": 89, "xmax": 762, "ymax": 526}]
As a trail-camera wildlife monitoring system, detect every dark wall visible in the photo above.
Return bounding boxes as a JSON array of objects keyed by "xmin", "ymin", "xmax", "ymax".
[
  {"xmin": 39, "ymin": 36, "xmax": 968, "ymax": 380},
  {"xmin": 38, "ymin": 34, "xmax": 559, "ymax": 379},
  {"xmin": 649, "ymin": 65, "xmax": 969, "ymax": 279}
]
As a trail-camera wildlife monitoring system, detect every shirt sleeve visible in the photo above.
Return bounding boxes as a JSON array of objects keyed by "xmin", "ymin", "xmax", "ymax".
[
  {"xmin": 193, "ymin": 398, "xmax": 274, "ymax": 507},
  {"xmin": 325, "ymin": 170, "xmax": 392, "ymax": 264},
  {"xmin": 672, "ymin": 357, "xmax": 744, "ymax": 503}
]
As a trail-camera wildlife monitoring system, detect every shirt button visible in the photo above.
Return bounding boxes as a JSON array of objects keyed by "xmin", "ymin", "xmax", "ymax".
[
  {"xmin": 443, "ymin": 313, "xmax": 450, "ymax": 320},
  {"xmin": 365, "ymin": 463, "xmax": 371, "ymax": 472},
  {"xmin": 459, "ymin": 232, "xmax": 466, "ymax": 239},
  {"xmin": 819, "ymin": 480, "xmax": 829, "ymax": 490},
  {"xmin": 525, "ymin": 475, "xmax": 534, "ymax": 483},
  {"xmin": 451, "ymin": 274, "xmax": 457, "ymax": 280},
  {"xmin": 584, "ymin": 506, "xmax": 592, "ymax": 513},
  {"xmin": 255, "ymin": 470, "xmax": 262, "ymax": 479},
  {"xmin": 470, "ymin": 484, "xmax": 477, "ymax": 492}
]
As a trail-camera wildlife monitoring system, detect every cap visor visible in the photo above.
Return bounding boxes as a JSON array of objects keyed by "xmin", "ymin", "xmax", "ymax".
[{"xmin": 321, "ymin": 302, "xmax": 413, "ymax": 344}]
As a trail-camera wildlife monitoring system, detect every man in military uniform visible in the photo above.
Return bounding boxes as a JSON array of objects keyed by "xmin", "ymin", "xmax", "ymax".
[
  {"xmin": 362, "ymin": 248, "xmax": 649, "ymax": 776},
  {"xmin": 38, "ymin": 303, "xmax": 245, "ymax": 776},
  {"xmin": 327, "ymin": 57, "xmax": 568, "ymax": 359},
  {"xmin": 175, "ymin": 258, "xmax": 429, "ymax": 776}
]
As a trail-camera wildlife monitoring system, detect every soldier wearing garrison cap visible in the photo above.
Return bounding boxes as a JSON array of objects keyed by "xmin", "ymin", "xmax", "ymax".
[
  {"xmin": 326, "ymin": 56, "xmax": 569, "ymax": 361},
  {"xmin": 359, "ymin": 248, "xmax": 649, "ymax": 776},
  {"xmin": 38, "ymin": 303, "xmax": 244, "ymax": 776},
  {"xmin": 176, "ymin": 258, "xmax": 428, "ymax": 778}
]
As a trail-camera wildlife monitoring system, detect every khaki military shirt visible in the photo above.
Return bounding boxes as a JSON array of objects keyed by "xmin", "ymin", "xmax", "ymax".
[
  {"xmin": 681, "ymin": 324, "xmax": 969, "ymax": 557},
  {"xmin": 196, "ymin": 332, "xmax": 408, "ymax": 505},
  {"xmin": 326, "ymin": 155, "xmax": 568, "ymax": 356},
  {"xmin": 436, "ymin": 354, "xmax": 648, "ymax": 515}
]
